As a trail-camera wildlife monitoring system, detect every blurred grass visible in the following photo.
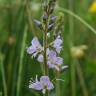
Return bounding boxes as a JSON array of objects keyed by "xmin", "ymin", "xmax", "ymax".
[{"xmin": 0, "ymin": 0, "xmax": 96, "ymax": 96}]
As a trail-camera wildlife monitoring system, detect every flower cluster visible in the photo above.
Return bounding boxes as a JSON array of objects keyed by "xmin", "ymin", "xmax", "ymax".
[
  {"xmin": 27, "ymin": 35, "xmax": 63, "ymax": 71},
  {"xmin": 29, "ymin": 76, "xmax": 54, "ymax": 94},
  {"xmin": 27, "ymin": 0, "xmax": 68, "ymax": 94}
]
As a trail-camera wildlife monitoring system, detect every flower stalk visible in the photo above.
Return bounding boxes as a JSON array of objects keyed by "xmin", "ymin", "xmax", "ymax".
[
  {"xmin": 27, "ymin": 0, "xmax": 68, "ymax": 96},
  {"xmin": 43, "ymin": 15, "xmax": 49, "ymax": 76}
]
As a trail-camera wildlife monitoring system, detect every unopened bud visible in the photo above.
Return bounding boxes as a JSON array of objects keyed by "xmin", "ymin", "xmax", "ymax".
[
  {"xmin": 51, "ymin": 16, "xmax": 57, "ymax": 21},
  {"xmin": 48, "ymin": 24, "xmax": 54, "ymax": 31},
  {"xmin": 42, "ymin": 12, "xmax": 48, "ymax": 23},
  {"xmin": 34, "ymin": 19, "xmax": 43, "ymax": 30}
]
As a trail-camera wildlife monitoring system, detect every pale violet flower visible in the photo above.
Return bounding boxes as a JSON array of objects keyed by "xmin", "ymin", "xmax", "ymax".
[
  {"xmin": 37, "ymin": 48, "xmax": 50, "ymax": 62},
  {"xmin": 47, "ymin": 50, "xmax": 63, "ymax": 71},
  {"xmin": 29, "ymin": 76, "xmax": 54, "ymax": 94},
  {"xmin": 27, "ymin": 37, "xmax": 43, "ymax": 57},
  {"xmin": 37, "ymin": 54, "xmax": 44, "ymax": 62},
  {"xmin": 53, "ymin": 35, "xmax": 63, "ymax": 53}
]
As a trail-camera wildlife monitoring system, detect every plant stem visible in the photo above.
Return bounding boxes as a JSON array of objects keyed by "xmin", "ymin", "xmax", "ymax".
[
  {"xmin": 43, "ymin": 0, "xmax": 49, "ymax": 76},
  {"xmin": 70, "ymin": 59, "xmax": 76, "ymax": 96},
  {"xmin": 43, "ymin": 2, "xmax": 49, "ymax": 96},
  {"xmin": 25, "ymin": 0, "xmax": 35, "ymax": 35},
  {"xmin": 0, "ymin": 53, "xmax": 8, "ymax": 96},
  {"xmin": 43, "ymin": 25, "xmax": 48, "ymax": 75},
  {"xmin": 56, "ymin": 71, "xmax": 61, "ymax": 96},
  {"xmin": 58, "ymin": 7, "xmax": 96, "ymax": 35},
  {"xmin": 76, "ymin": 61, "xmax": 88, "ymax": 96},
  {"xmin": 68, "ymin": 0, "xmax": 76, "ymax": 96},
  {"xmin": 16, "ymin": 26, "xmax": 28, "ymax": 96},
  {"xmin": 43, "ymin": 20, "xmax": 50, "ymax": 96}
]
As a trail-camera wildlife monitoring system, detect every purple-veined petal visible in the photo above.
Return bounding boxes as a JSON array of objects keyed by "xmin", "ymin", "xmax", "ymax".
[
  {"xmin": 53, "ymin": 35, "xmax": 63, "ymax": 53},
  {"xmin": 55, "ymin": 57, "xmax": 63, "ymax": 65},
  {"xmin": 27, "ymin": 46, "xmax": 36, "ymax": 54},
  {"xmin": 53, "ymin": 36, "xmax": 63, "ymax": 47},
  {"xmin": 48, "ymin": 50, "xmax": 56, "ymax": 58},
  {"xmin": 55, "ymin": 46, "xmax": 62, "ymax": 53},
  {"xmin": 40, "ymin": 76, "xmax": 50, "ymax": 84},
  {"xmin": 37, "ymin": 54, "xmax": 44, "ymax": 62},
  {"xmin": 29, "ymin": 81, "xmax": 43, "ymax": 90},
  {"xmin": 47, "ymin": 61, "xmax": 55, "ymax": 68},
  {"xmin": 31, "ymin": 37, "xmax": 41, "ymax": 48},
  {"xmin": 47, "ymin": 82, "xmax": 54, "ymax": 90}
]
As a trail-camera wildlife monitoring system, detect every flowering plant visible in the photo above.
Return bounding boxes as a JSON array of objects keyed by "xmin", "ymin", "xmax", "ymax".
[{"xmin": 27, "ymin": 0, "xmax": 68, "ymax": 95}]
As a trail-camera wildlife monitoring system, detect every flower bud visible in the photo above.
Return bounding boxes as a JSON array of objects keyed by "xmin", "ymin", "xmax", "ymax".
[
  {"xmin": 34, "ymin": 19, "xmax": 43, "ymax": 30},
  {"xmin": 43, "ymin": 1, "xmax": 48, "ymax": 12},
  {"xmin": 48, "ymin": 0, "xmax": 56, "ymax": 14},
  {"xmin": 48, "ymin": 24, "xmax": 54, "ymax": 31},
  {"xmin": 49, "ymin": 16, "xmax": 57, "ymax": 24},
  {"xmin": 42, "ymin": 12, "xmax": 48, "ymax": 23},
  {"xmin": 51, "ymin": 16, "xmax": 57, "ymax": 21}
]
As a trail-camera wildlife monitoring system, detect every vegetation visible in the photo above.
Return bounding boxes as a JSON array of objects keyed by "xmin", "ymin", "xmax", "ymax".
[{"xmin": 0, "ymin": 0, "xmax": 96, "ymax": 96}]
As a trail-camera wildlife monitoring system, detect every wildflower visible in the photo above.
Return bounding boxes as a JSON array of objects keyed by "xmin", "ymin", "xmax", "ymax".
[
  {"xmin": 27, "ymin": 37, "xmax": 43, "ymax": 57},
  {"xmin": 53, "ymin": 35, "xmax": 63, "ymax": 53},
  {"xmin": 89, "ymin": 1, "xmax": 96, "ymax": 13},
  {"xmin": 47, "ymin": 50, "xmax": 63, "ymax": 71},
  {"xmin": 29, "ymin": 76, "xmax": 54, "ymax": 94}
]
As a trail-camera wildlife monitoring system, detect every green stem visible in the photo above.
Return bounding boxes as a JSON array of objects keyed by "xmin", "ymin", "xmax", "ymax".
[
  {"xmin": 43, "ymin": 26, "xmax": 48, "ymax": 75},
  {"xmin": 43, "ymin": 2, "xmax": 49, "ymax": 96},
  {"xmin": 68, "ymin": 0, "xmax": 76, "ymax": 96},
  {"xmin": 70, "ymin": 59, "xmax": 76, "ymax": 96},
  {"xmin": 25, "ymin": 0, "xmax": 35, "ymax": 35},
  {"xmin": 0, "ymin": 54, "xmax": 8, "ymax": 96},
  {"xmin": 76, "ymin": 61, "xmax": 88, "ymax": 96},
  {"xmin": 16, "ymin": 26, "xmax": 28, "ymax": 96},
  {"xmin": 56, "ymin": 71, "xmax": 61, "ymax": 96},
  {"xmin": 58, "ymin": 7, "xmax": 96, "ymax": 35},
  {"xmin": 43, "ymin": 0, "xmax": 49, "ymax": 76}
]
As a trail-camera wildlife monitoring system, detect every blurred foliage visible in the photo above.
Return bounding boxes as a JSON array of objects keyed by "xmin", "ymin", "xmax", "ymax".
[{"xmin": 0, "ymin": 0, "xmax": 96, "ymax": 96}]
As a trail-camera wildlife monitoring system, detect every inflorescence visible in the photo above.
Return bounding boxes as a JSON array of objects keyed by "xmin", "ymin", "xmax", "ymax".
[{"xmin": 27, "ymin": 0, "xmax": 68, "ymax": 94}]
